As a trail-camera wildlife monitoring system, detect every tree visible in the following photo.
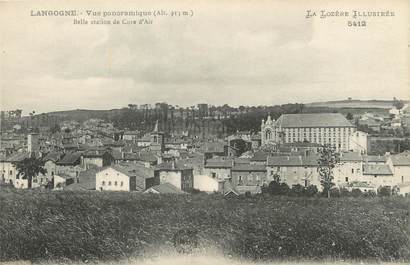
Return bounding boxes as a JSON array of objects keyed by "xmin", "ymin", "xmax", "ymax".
[
  {"xmin": 346, "ymin": 112, "xmax": 354, "ymax": 120},
  {"xmin": 393, "ymin": 98, "xmax": 405, "ymax": 110},
  {"xmin": 318, "ymin": 144, "xmax": 340, "ymax": 198},
  {"xmin": 13, "ymin": 155, "xmax": 47, "ymax": 189},
  {"xmin": 267, "ymin": 180, "xmax": 290, "ymax": 196}
]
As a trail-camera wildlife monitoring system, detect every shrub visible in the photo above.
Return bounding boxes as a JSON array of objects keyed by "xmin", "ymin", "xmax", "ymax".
[
  {"xmin": 267, "ymin": 181, "xmax": 290, "ymax": 196},
  {"xmin": 378, "ymin": 186, "xmax": 392, "ymax": 197},
  {"xmin": 304, "ymin": 185, "xmax": 318, "ymax": 197},
  {"xmin": 290, "ymin": 184, "xmax": 305, "ymax": 196},
  {"xmin": 340, "ymin": 187, "xmax": 351, "ymax": 197},
  {"xmin": 351, "ymin": 189, "xmax": 363, "ymax": 197}
]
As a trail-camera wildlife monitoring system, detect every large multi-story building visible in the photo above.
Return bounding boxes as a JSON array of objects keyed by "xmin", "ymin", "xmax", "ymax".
[{"xmin": 261, "ymin": 113, "xmax": 367, "ymax": 153}]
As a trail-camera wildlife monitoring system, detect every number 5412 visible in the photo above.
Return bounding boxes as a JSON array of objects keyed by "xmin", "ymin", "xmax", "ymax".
[{"xmin": 348, "ymin": 21, "xmax": 366, "ymax": 27}]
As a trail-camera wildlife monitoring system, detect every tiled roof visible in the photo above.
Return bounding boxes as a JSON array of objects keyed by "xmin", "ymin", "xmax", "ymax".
[
  {"xmin": 205, "ymin": 157, "xmax": 233, "ymax": 168},
  {"xmin": 145, "ymin": 183, "xmax": 185, "ymax": 194},
  {"xmin": 56, "ymin": 152, "xmax": 81, "ymax": 165},
  {"xmin": 363, "ymin": 155, "xmax": 387, "ymax": 163},
  {"xmin": 363, "ymin": 164, "xmax": 393, "ymax": 175},
  {"xmin": 276, "ymin": 113, "xmax": 355, "ymax": 128},
  {"xmin": 390, "ymin": 154, "xmax": 410, "ymax": 166},
  {"xmin": 250, "ymin": 151, "xmax": 268, "ymax": 162},
  {"xmin": 77, "ymin": 167, "xmax": 98, "ymax": 189},
  {"xmin": 43, "ymin": 152, "xmax": 63, "ymax": 162},
  {"xmin": 110, "ymin": 163, "xmax": 154, "ymax": 179},
  {"xmin": 155, "ymin": 161, "xmax": 192, "ymax": 171},
  {"xmin": 0, "ymin": 152, "xmax": 29, "ymax": 162},
  {"xmin": 339, "ymin": 152, "xmax": 363, "ymax": 162},
  {"xmin": 267, "ymin": 155, "xmax": 320, "ymax": 167},
  {"xmin": 231, "ymin": 164, "xmax": 266, "ymax": 172}
]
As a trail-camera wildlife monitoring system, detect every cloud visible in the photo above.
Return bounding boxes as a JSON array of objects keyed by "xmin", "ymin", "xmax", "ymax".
[{"xmin": 0, "ymin": 0, "xmax": 408, "ymax": 114}]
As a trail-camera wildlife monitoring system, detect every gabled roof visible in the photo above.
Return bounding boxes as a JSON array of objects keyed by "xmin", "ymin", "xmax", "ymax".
[
  {"xmin": 250, "ymin": 151, "xmax": 268, "ymax": 162},
  {"xmin": 390, "ymin": 154, "xmax": 410, "ymax": 166},
  {"xmin": 0, "ymin": 152, "xmax": 30, "ymax": 162},
  {"xmin": 267, "ymin": 156, "xmax": 302, "ymax": 166},
  {"xmin": 363, "ymin": 155, "xmax": 387, "ymax": 163},
  {"xmin": 363, "ymin": 164, "xmax": 393, "ymax": 175},
  {"xmin": 231, "ymin": 164, "xmax": 266, "ymax": 172},
  {"xmin": 339, "ymin": 152, "xmax": 363, "ymax": 162},
  {"xmin": 205, "ymin": 157, "xmax": 233, "ymax": 168},
  {"xmin": 155, "ymin": 161, "xmax": 192, "ymax": 171},
  {"xmin": 108, "ymin": 163, "xmax": 154, "ymax": 179},
  {"xmin": 276, "ymin": 113, "xmax": 355, "ymax": 128},
  {"xmin": 43, "ymin": 152, "xmax": 63, "ymax": 163},
  {"xmin": 267, "ymin": 155, "xmax": 320, "ymax": 167},
  {"xmin": 77, "ymin": 167, "xmax": 98, "ymax": 189},
  {"xmin": 145, "ymin": 183, "xmax": 185, "ymax": 194},
  {"xmin": 56, "ymin": 152, "xmax": 81, "ymax": 165}
]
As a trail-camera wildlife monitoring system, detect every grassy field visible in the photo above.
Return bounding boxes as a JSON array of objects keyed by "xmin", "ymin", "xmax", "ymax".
[{"xmin": 0, "ymin": 190, "xmax": 409, "ymax": 263}]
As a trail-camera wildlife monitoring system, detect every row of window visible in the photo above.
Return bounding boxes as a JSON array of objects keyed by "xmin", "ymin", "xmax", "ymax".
[
  {"xmin": 284, "ymin": 127, "xmax": 354, "ymax": 132},
  {"xmin": 101, "ymin": 180, "xmax": 124, "ymax": 187}
]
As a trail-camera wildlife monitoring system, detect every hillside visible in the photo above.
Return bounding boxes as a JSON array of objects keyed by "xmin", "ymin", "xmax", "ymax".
[
  {"xmin": 306, "ymin": 99, "xmax": 408, "ymax": 109},
  {"xmin": 0, "ymin": 190, "xmax": 409, "ymax": 263}
]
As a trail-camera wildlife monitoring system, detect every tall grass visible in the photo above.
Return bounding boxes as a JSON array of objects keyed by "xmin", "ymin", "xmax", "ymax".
[{"xmin": 0, "ymin": 190, "xmax": 409, "ymax": 262}]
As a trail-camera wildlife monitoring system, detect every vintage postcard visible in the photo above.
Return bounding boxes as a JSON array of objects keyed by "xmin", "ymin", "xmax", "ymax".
[{"xmin": 0, "ymin": 0, "xmax": 409, "ymax": 264}]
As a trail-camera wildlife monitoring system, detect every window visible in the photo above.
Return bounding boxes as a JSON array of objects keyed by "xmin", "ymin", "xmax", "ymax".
[
  {"xmin": 9, "ymin": 170, "xmax": 12, "ymax": 175},
  {"xmin": 238, "ymin": 176, "xmax": 243, "ymax": 186},
  {"xmin": 108, "ymin": 181, "xmax": 112, "ymax": 186},
  {"xmin": 114, "ymin": 181, "xmax": 117, "ymax": 186},
  {"xmin": 51, "ymin": 171, "xmax": 54, "ymax": 176},
  {"xmin": 345, "ymin": 177, "xmax": 349, "ymax": 182},
  {"xmin": 120, "ymin": 181, "xmax": 123, "ymax": 186},
  {"xmin": 211, "ymin": 172, "xmax": 216, "ymax": 178},
  {"xmin": 102, "ymin": 181, "xmax": 105, "ymax": 186}
]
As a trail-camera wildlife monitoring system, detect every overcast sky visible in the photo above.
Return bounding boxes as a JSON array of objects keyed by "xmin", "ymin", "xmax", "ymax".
[{"xmin": 1, "ymin": 0, "xmax": 409, "ymax": 114}]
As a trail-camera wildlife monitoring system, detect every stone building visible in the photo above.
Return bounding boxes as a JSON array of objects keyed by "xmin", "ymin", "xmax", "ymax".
[{"xmin": 261, "ymin": 113, "xmax": 367, "ymax": 153}]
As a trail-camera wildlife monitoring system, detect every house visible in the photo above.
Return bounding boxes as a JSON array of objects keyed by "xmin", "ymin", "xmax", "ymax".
[
  {"xmin": 96, "ymin": 162, "xmax": 158, "ymax": 192},
  {"xmin": 193, "ymin": 174, "xmax": 219, "ymax": 192},
  {"xmin": 389, "ymin": 152, "xmax": 410, "ymax": 184},
  {"xmin": 0, "ymin": 152, "xmax": 30, "ymax": 188},
  {"xmin": 144, "ymin": 182, "xmax": 186, "ymax": 194},
  {"xmin": 42, "ymin": 151, "xmax": 63, "ymax": 182},
  {"xmin": 123, "ymin": 130, "xmax": 140, "ymax": 142},
  {"xmin": 363, "ymin": 164, "xmax": 394, "ymax": 188},
  {"xmin": 64, "ymin": 167, "xmax": 97, "ymax": 191},
  {"xmin": 266, "ymin": 155, "xmax": 322, "ymax": 189},
  {"xmin": 203, "ymin": 157, "xmax": 233, "ymax": 181},
  {"xmin": 334, "ymin": 152, "xmax": 363, "ymax": 186},
  {"xmin": 230, "ymin": 164, "xmax": 267, "ymax": 191},
  {"xmin": 81, "ymin": 150, "xmax": 113, "ymax": 169},
  {"xmin": 154, "ymin": 161, "xmax": 194, "ymax": 191},
  {"xmin": 250, "ymin": 150, "xmax": 269, "ymax": 165},
  {"xmin": 397, "ymin": 182, "xmax": 410, "ymax": 196},
  {"xmin": 55, "ymin": 152, "xmax": 83, "ymax": 178},
  {"xmin": 54, "ymin": 173, "xmax": 75, "ymax": 190}
]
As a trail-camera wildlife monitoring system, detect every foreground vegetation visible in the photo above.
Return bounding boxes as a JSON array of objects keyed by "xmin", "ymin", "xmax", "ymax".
[{"xmin": 0, "ymin": 190, "xmax": 409, "ymax": 263}]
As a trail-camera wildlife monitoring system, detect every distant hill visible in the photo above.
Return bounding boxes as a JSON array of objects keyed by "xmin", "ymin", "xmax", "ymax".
[
  {"xmin": 306, "ymin": 99, "xmax": 409, "ymax": 109},
  {"xmin": 46, "ymin": 108, "xmax": 125, "ymax": 122}
]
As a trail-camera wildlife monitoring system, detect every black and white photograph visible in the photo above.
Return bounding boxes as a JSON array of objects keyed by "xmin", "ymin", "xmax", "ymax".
[{"xmin": 0, "ymin": 0, "xmax": 409, "ymax": 264}]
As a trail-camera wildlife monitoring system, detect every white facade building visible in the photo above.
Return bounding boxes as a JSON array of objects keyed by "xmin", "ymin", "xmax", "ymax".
[{"xmin": 261, "ymin": 113, "xmax": 367, "ymax": 153}]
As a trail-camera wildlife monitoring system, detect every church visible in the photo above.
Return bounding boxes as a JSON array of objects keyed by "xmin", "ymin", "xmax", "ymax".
[{"xmin": 261, "ymin": 113, "xmax": 367, "ymax": 153}]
